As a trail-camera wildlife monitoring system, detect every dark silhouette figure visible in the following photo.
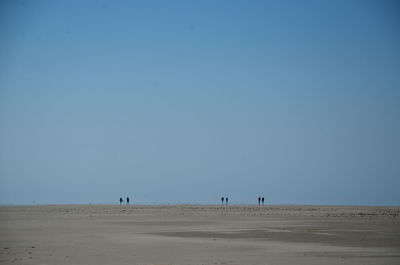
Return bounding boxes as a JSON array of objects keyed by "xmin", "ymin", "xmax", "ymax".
[
  {"xmin": 226, "ymin": 197, "xmax": 228, "ymax": 205},
  {"xmin": 119, "ymin": 197, "xmax": 123, "ymax": 205},
  {"xmin": 258, "ymin": 197, "xmax": 261, "ymax": 205},
  {"xmin": 221, "ymin": 197, "xmax": 224, "ymax": 205},
  {"xmin": 126, "ymin": 197, "xmax": 130, "ymax": 205},
  {"xmin": 262, "ymin": 197, "xmax": 265, "ymax": 206}
]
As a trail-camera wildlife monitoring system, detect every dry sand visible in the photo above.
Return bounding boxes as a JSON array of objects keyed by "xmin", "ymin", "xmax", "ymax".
[{"xmin": 1, "ymin": 205, "xmax": 399, "ymax": 265}]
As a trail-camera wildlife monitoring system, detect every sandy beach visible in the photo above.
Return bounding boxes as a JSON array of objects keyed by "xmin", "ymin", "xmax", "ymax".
[{"xmin": 0, "ymin": 205, "xmax": 399, "ymax": 265}]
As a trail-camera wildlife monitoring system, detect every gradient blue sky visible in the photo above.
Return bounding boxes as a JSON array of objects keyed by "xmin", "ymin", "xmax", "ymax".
[{"xmin": 1, "ymin": 0, "xmax": 399, "ymax": 205}]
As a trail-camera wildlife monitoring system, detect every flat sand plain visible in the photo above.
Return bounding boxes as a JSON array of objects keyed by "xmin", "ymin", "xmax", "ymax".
[{"xmin": 1, "ymin": 205, "xmax": 399, "ymax": 265}]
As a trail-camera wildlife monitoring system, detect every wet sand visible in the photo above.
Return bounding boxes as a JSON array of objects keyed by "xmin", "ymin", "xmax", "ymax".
[{"xmin": 1, "ymin": 205, "xmax": 399, "ymax": 265}]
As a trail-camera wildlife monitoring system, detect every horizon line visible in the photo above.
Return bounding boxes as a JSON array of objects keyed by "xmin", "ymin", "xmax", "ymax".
[{"xmin": 1, "ymin": 203, "xmax": 399, "ymax": 207}]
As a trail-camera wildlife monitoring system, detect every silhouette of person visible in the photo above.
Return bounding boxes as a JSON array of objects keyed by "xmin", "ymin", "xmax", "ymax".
[
  {"xmin": 226, "ymin": 197, "xmax": 228, "ymax": 205},
  {"xmin": 262, "ymin": 197, "xmax": 264, "ymax": 206},
  {"xmin": 119, "ymin": 197, "xmax": 123, "ymax": 205},
  {"xmin": 221, "ymin": 197, "xmax": 224, "ymax": 205},
  {"xmin": 258, "ymin": 197, "xmax": 261, "ymax": 206},
  {"xmin": 127, "ymin": 197, "xmax": 130, "ymax": 205}
]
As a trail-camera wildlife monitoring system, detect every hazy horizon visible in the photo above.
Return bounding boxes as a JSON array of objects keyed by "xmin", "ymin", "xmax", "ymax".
[
  {"xmin": 1, "ymin": 0, "xmax": 399, "ymax": 206},
  {"xmin": 2, "ymin": 202, "xmax": 399, "ymax": 207}
]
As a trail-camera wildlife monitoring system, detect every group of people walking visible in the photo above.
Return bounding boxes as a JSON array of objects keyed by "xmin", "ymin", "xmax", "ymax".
[
  {"xmin": 221, "ymin": 197, "xmax": 266, "ymax": 205},
  {"xmin": 118, "ymin": 196, "xmax": 265, "ymax": 205},
  {"xmin": 119, "ymin": 197, "xmax": 130, "ymax": 205}
]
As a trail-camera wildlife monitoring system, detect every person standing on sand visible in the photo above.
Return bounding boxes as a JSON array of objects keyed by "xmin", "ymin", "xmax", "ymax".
[
  {"xmin": 127, "ymin": 197, "xmax": 130, "ymax": 205},
  {"xmin": 226, "ymin": 197, "xmax": 228, "ymax": 205},
  {"xmin": 258, "ymin": 197, "xmax": 261, "ymax": 205},
  {"xmin": 120, "ymin": 197, "xmax": 123, "ymax": 205},
  {"xmin": 262, "ymin": 197, "xmax": 264, "ymax": 206},
  {"xmin": 221, "ymin": 197, "xmax": 224, "ymax": 205}
]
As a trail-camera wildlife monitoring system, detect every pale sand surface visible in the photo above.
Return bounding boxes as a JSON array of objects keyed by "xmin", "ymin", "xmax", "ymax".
[{"xmin": 1, "ymin": 205, "xmax": 399, "ymax": 265}]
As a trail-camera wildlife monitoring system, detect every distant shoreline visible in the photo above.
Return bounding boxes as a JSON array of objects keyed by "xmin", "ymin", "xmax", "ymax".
[{"xmin": 1, "ymin": 203, "xmax": 399, "ymax": 208}]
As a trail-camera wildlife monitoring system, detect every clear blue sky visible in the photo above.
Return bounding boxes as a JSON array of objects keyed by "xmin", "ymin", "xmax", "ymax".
[{"xmin": 1, "ymin": 0, "xmax": 399, "ymax": 205}]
